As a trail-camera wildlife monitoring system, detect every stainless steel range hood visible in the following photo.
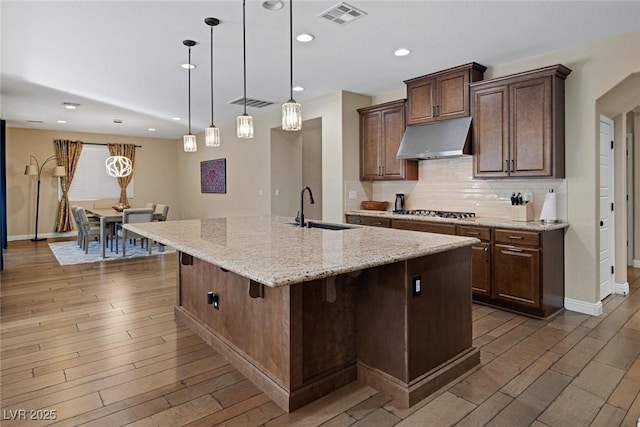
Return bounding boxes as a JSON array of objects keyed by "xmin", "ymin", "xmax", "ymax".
[{"xmin": 396, "ymin": 116, "xmax": 472, "ymax": 160}]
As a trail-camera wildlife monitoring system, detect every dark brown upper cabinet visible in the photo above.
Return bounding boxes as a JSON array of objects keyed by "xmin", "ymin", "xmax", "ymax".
[
  {"xmin": 471, "ymin": 64, "xmax": 571, "ymax": 178},
  {"xmin": 404, "ymin": 63, "xmax": 486, "ymax": 126},
  {"xmin": 358, "ymin": 100, "xmax": 418, "ymax": 181}
]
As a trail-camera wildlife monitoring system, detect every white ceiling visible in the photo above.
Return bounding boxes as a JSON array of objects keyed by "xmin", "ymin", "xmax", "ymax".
[{"xmin": 1, "ymin": 1, "xmax": 639, "ymax": 140}]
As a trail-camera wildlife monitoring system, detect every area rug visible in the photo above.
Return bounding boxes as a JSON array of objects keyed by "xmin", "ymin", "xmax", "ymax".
[{"xmin": 49, "ymin": 240, "xmax": 176, "ymax": 266}]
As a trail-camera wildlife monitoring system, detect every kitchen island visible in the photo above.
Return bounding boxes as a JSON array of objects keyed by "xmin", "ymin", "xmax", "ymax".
[{"xmin": 125, "ymin": 216, "xmax": 480, "ymax": 412}]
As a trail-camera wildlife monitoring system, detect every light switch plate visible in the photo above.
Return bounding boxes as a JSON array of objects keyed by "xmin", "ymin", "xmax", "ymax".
[{"xmin": 348, "ymin": 191, "xmax": 357, "ymax": 200}]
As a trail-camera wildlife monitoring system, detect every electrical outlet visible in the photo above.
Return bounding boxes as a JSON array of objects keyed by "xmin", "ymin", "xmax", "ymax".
[
  {"xmin": 258, "ymin": 189, "xmax": 263, "ymax": 196},
  {"xmin": 348, "ymin": 191, "xmax": 357, "ymax": 200},
  {"xmin": 412, "ymin": 275, "xmax": 421, "ymax": 296},
  {"xmin": 275, "ymin": 189, "xmax": 280, "ymax": 196},
  {"xmin": 523, "ymin": 191, "xmax": 533, "ymax": 203}
]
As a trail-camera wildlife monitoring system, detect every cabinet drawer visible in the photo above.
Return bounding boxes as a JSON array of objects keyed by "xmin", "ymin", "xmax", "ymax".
[
  {"xmin": 345, "ymin": 215, "xmax": 391, "ymax": 228},
  {"xmin": 495, "ymin": 229, "xmax": 540, "ymax": 247},
  {"xmin": 392, "ymin": 219, "xmax": 457, "ymax": 235},
  {"xmin": 458, "ymin": 226, "xmax": 491, "ymax": 241}
]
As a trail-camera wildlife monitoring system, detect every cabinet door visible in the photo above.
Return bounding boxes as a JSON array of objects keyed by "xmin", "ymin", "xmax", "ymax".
[
  {"xmin": 437, "ymin": 70, "xmax": 470, "ymax": 120},
  {"xmin": 392, "ymin": 219, "xmax": 457, "ymax": 235},
  {"xmin": 406, "ymin": 79, "xmax": 436, "ymax": 125},
  {"xmin": 510, "ymin": 77, "xmax": 552, "ymax": 177},
  {"xmin": 360, "ymin": 111, "xmax": 381, "ymax": 180},
  {"xmin": 472, "ymin": 84, "xmax": 510, "ymax": 177},
  {"xmin": 346, "ymin": 215, "xmax": 391, "ymax": 228},
  {"xmin": 494, "ymin": 244, "xmax": 540, "ymax": 308},
  {"xmin": 471, "ymin": 242, "xmax": 492, "ymax": 296},
  {"xmin": 381, "ymin": 106, "xmax": 406, "ymax": 179}
]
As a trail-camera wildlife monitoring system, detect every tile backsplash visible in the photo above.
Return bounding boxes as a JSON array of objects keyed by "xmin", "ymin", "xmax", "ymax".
[{"xmin": 346, "ymin": 157, "xmax": 567, "ymax": 220}]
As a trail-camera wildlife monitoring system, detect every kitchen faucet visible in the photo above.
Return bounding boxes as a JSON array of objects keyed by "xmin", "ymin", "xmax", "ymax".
[{"xmin": 298, "ymin": 186, "xmax": 315, "ymax": 227}]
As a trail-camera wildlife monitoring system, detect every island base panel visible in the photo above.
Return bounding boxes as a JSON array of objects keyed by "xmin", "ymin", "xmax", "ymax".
[
  {"xmin": 357, "ymin": 347, "xmax": 480, "ymax": 408},
  {"xmin": 175, "ymin": 306, "xmax": 358, "ymax": 412}
]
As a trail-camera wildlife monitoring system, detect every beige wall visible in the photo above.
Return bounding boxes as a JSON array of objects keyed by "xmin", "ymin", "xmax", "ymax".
[
  {"xmin": 174, "ymin": 91, "xmax": 367, "ymax": 224},
  {"xmin": 6, "ymin": 128, "xmax": 179, "ymax": 239}
]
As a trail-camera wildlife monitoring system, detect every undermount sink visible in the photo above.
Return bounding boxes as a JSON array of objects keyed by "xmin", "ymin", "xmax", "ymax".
[{"xmin": 289, "ymin": 222, "xmax": 355, "ymax": 231}]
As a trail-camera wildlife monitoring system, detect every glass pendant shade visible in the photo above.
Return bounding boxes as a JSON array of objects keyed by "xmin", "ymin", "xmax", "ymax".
[
  {"xmin": 237, "ymin": 114, "xmax": 254, "ymax": 138},
  {"xmin": 183, "ymin": 134, "xmax": 197, "ymax": 152},
  {"xmin": 282, "ymin": 99, "xmax": 302, "ymax": 131},
  {"xmin": 105, "ymin": 155, "xmax": 133, "ymax": 177},
  {"xmin": 205, "ymin": 125, "xmax": 221, "ymax": 147}
]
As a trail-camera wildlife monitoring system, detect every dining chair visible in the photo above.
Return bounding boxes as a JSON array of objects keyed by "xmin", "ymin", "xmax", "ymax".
[
  {"xmin": 77, "ymin": 208, "xmax": 102, "ymax": 254},
  {"xmin": 145, "ymin": 202, "xmax": 157, "ymax": 212},
  {"xmin": 115, "ymin": 208, "xmax": 154, "ymax": 256},
  {"xmin": 154, "ymin": 204, "xmax": 169, "ymax": 221},
  {"xmin": 71, "ymin": 206, "xmax": 83, "ymax": 247}
]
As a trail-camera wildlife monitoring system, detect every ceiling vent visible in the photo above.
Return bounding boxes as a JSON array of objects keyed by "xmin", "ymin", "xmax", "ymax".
[
  {"xmin": 318, "ymin": 2, "xmax": 366, "ymax": 25},
  {"xmin": 228, "ymin": 97, "xmax": 275, "ymax": 108}
]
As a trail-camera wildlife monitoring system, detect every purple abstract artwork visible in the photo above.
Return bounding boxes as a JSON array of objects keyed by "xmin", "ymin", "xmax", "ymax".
[{"xmin": 200, "ymin": 158, "xmax": 226, "ymax": 193}]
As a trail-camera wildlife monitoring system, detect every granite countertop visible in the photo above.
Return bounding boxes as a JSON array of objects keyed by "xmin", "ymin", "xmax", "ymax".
[
  {"xmin": 125, "ymin": 215, "xmax": 478, "ymax": 288},
  {"xmin": 346, "ymin": 210, "xmax": 569, "ymax": 231}
]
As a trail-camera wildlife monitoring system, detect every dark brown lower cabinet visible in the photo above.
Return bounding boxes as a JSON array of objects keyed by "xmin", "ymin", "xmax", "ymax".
[
  {"xmin": 345, "ymin": 214, "xmax": 391, "ymax": 228},
  {"xmin": 470, "ymin": 242, "xmax": 492, "ymax": 296},
  {"xmin": 494, "ymin": 244, "xmax": 540, "ymax": 308}
]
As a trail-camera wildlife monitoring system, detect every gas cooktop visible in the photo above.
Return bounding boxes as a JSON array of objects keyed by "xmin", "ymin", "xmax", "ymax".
[{"xmin": 395, "ymin": 209, "xmax": 476, "ymax": 219}]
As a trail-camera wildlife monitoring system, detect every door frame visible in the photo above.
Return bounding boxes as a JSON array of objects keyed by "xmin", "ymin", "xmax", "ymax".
[{"xmin": 628, "ymin": 132, "xmax": 634, "ymax": 266}]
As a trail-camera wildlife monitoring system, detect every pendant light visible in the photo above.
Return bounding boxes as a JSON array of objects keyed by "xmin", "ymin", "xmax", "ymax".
[
  {"xmin": 183, "ymin": 39, "xmax": 197, "ymax": 152},
  {"xmin": 105, "ymin": 155, "xmax": 132, "ymax": 177},
  {"xmin": 237, "ymin": 0, "xmax": 254, "ymax": 138},
  {"xmin": 282, "ymin": 0, "xmax": 301, "ymax": 131},
  {"xmin": 205, "ymin": 17, "xmax": 221, "ymax": 147}
]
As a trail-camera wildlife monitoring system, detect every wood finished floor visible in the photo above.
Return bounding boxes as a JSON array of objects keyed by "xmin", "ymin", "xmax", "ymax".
[{"xmin": 2, "ymin": 238, "xmax": 640, "ymax": 426}]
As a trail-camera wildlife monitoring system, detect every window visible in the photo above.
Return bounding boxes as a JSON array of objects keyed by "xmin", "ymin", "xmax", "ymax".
[{"xmin": 67, "ymin": 145, "xmax": 134, "ymax": 201}]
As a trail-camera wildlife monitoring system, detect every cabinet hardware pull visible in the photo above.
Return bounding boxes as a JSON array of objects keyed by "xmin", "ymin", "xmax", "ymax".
[
  {"xmin": 600, "ymin": 221, "xmax": 604, "ymax": 227},
  {"xmin": 467, "ymin": 232, "xmax": 480, "ymax": 236},
  {"xmin": 437, "ymin": 105, "xmax": 440, "ymax": 117},
  {"xmin": 506, "ymin": 247, "xmax": 524, "ymax": 253},
  {"xmin": 510, "ymin": 159, "xmax": 514, "ymax": 172},
  {"xmin": 484, "ymin": 247, "xmax": 488, "ymax": 252},
  {"xmin": 432, "ymin": 106, "xmax": 436, "ymax": 117},
  {"xmin": 508, "ymin": 235, "xmax": 524, "ymax": 240},
  {"xmin": 372, "ymin": 222, "xmax": 382, "ymax": 225},
  {"xmin": 504, "ymin": 160, "xmax": 509, "ymax": 173}
]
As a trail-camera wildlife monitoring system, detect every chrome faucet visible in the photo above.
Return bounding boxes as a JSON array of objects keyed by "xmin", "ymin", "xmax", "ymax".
[{"xmin": 298, "ymin": 186, "xmax": 315, "ymax": 227}]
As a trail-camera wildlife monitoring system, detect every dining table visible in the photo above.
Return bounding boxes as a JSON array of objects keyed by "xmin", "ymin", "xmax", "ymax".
[{"xmin": 84, "ymin": 207, "xmax": 162, "ymax": 258}]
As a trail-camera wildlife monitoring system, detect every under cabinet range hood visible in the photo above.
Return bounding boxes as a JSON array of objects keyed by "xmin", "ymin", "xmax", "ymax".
[{"xmin": 397, "ymin": 116, "xmax": 472, "ymax": 160}]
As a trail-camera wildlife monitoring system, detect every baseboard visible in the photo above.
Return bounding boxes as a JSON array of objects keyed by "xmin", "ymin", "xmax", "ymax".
[
  {"xmin": 8, "ymin": 231, "xmax": 76, "ymax": 242},
  {"xmin": 633, "ymin": 259, "xmax": 640, "ymax": 268},
  {"xmin": 564, "ymin": 298, "xmax": 603, "ymax": 316},
  {"xmin": 615, "ymin": 282, "xmax": 630, "ymax": 295}
]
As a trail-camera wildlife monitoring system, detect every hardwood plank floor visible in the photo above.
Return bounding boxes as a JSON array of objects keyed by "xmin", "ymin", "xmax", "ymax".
[{"xmin": 2, "ymin": 238, "xmax": 640, "ymax": 426}]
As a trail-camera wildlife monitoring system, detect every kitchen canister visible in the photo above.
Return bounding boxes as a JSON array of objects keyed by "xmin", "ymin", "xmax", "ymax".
[{"xmin": 539, "ymin": 189, "xmax": 557, "ymax": 223}]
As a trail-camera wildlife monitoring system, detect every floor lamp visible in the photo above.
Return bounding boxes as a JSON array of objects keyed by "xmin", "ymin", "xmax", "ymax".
[{"xmin": 25, "ymin": 155, "xmax": 66, "ymax": 241}]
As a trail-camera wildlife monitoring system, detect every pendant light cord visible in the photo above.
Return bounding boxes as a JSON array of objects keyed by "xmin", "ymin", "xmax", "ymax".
[
  {"xmin": 243, "ymin": 0, "xmax": 247, "ymax": 115},
  {"xmin": 289, "ymin": 0, "xmax": 293, "ymax": 101},
  {"xmin": 188, "ymin": 46, "xmax": 192, "ymax": 134},
  {"xmin": 210, "ymin": 24, "xmax": 214, "ymax": 125}
]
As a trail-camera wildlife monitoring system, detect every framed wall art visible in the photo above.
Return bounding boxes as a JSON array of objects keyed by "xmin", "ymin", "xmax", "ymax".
[{"xmin": 200, "ymin": 158, "xmax": 226, "ymax": 193}]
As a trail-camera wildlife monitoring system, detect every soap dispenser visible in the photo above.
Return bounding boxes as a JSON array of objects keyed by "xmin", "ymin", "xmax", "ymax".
[{"xmin": 394, "ymin": 193, "xmax": 405, "ymax": 213}]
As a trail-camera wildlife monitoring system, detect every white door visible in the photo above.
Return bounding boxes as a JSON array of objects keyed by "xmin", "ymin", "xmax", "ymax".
[{"xmin": 600, "ymin": 116, "xmax": 615, "ymax": 300}]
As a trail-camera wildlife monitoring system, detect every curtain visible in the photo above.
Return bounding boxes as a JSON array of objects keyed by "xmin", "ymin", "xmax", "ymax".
[
  {"xmin": 54, "ymin": 140, "xmax": 83, "ymax": 232},
  {"xmin": 108, "ymin": 144, "xmax": 136, "ymax": 208}
]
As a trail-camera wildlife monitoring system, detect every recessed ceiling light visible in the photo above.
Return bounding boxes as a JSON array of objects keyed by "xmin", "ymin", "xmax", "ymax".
[
  {"xmin": 293, "ymin": 86, "xmax": 304, "ymax": 92},
  {"xmin": 148, "ymin": 128, "xmax": 156, "ymax": 132},
  {"xmin": 181, "ymin": 63, "xmax": 196, "ymax": 69},
  {"xmin": 173, "ymin": 117, "xmax": 181, "ymax": 121},
  {"xmin": 394, "ymin": 48, "xmax": 411, "ymax": 57},
  {"xmin": 57, "ymin": 120, "xmax": 67, "ymax": 124},
  {"xmin": 63, "ymin": 102, "xmax": 80, "ymax": 110},
  {"xmin": 296, "ymin": 33, "xmax": 314, "ymax": 43},
  {"xmin": 263, "ymin": 0, "xmax": 284, "ymax": 10}
]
